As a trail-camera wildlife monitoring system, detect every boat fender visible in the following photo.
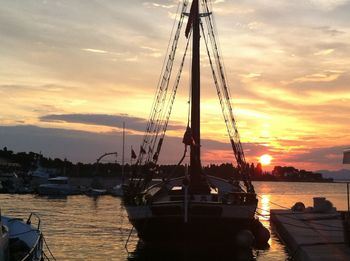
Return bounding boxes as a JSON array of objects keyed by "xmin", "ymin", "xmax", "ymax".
[
  {"xmin": 313, "ymin": 197, "xmax": 334, "ymax": 213},
  {"xmin": 235, "ymin": 230, "xmax": 254, "ymax": 248},
  {"xmin": 291, "ymin": 202, "xmax": 305, "ymax": 212},
  {"xmin": 252, "ymin": 220, "xmax": 270, "ymax": 247}
]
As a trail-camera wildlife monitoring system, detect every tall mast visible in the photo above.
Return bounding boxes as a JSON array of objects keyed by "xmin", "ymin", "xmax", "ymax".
[
  {"xmin": 189, "ymin": 0, "xmax": 205, "ymax": 191},
  {"xmin": 122, "ymin": 122, "xmax": 125, "ymax": 184}
]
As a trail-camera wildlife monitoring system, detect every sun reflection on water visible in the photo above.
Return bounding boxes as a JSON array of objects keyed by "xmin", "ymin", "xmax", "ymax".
[
  {"xmin": 257, "ymin": 194, "xmax": 274, "ymax": 248},
  {"xmin": 259, "ymin": 194, "xmax": 271, "ymax": 222},
  {"xmin": 255, "ymin": 192, "xmax": 290, "ymax": 260}
]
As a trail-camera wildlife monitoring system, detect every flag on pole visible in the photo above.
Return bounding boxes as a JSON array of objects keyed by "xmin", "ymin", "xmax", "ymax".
[
  {"xmin": 185, "ymin": 0, "xmax": 197, "ymax": 38},
  {"xmin": 343, "ymin": 149, "xmax": 350, "ymax": 164},
  {"xmin": 131, "ymin": 148, "xmax": 137, "ymax": 159}
]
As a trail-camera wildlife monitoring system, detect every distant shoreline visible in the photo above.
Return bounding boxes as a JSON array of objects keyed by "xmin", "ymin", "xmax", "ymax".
[
  {"xmin": 251, "ymin": 179, "xmax": 334, "ymax": 183},
  {"xmin": 249, "ymin": 177, "xmax": 334, "ymax": 183}
]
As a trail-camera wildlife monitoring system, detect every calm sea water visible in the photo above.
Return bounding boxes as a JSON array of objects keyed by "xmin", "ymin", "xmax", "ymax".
[{"xmin": 1, "ymin": 181, "xmax": 348, "ymax": 260}]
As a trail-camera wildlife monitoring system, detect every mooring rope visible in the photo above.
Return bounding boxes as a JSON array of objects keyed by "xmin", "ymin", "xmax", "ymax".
[{"xmin": 43, "ymin": 235, "xmax": 57, "ymax": 261}]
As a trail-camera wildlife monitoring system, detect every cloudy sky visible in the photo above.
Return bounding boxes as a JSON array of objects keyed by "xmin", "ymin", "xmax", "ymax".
[{"xmin": 0, "ymin": 0, "xmax": 349, "ymax": 171}]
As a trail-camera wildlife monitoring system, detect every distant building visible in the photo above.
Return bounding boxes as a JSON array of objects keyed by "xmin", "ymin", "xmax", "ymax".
[{"xmin": 0, "ymin": 157, "xmax": 21, "ymax": 168}]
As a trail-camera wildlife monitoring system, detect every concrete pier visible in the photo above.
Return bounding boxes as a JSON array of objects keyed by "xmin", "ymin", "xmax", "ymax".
[{"xmin": 271, "ymin": 209, "xmax": 350, "ymax": 260}]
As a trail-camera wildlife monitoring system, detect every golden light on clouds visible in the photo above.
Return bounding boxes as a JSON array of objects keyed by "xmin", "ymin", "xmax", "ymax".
[
  {"xmin": 0, "ymin": 0, "xmax": 349, "ymax": 169},
  {"xmin": 82, "ymin": 48, "xmax": 108, "ymax": 54},
  {"xmin": 314, "ymin": 49, "xmax": 335, "ymax": 56}
]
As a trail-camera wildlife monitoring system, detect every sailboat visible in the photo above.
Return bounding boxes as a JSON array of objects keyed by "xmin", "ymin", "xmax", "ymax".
[{"xmin": 123, "ymin": 0, "xmax": 269, "ymax": 248}]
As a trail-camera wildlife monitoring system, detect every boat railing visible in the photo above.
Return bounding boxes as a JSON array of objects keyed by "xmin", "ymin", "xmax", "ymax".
[
  {"xmin": 20, "ymin": 233, "xmax": 43, "ymax": 261},
  {"xmin": 223, "ymin": 192, "xmax": 257, "ymax": 205},
  {"xmin": 21, "ymin": 212, "xmax": 43, "ymax": 261},
  {"xmin": 26, "ymin": 212, "xmax": 41, "ymax": 230}
]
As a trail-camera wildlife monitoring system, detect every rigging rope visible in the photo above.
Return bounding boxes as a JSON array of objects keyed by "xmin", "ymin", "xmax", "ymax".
[
  {"xmin": 147, "ymin": 32, "xmax": 192, "ymax": 164},
  {"xmin": 200, "ymin": 0, "xmax": 254, "ymax": 192},
  {"xmin": 201, "ymin": 0, "xmax": 244, "ymax": 155},
  {"xmin": 135, "ymin": 0, "xmax": 189, "ymax": 169},
  {"xmin": 131, "ymin": 0, "xmax": 254, "ymax": 193},
  {"xmin": 43, "ymin": 235, "xmax": 57, "ymax": 261},
  {"xmin": 200, "ymin": 21, "xmax": 241, "ymax": 189}
]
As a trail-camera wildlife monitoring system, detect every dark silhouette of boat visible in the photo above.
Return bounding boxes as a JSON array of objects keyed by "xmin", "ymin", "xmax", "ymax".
[{"xmin": 123, "ymin": 0, "xmax": 269, "ymax": 250}]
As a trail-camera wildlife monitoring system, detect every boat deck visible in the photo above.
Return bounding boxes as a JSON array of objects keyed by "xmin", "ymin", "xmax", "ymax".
[{"xmin": 271, "ymin": 209, "xmax": 350, "ymax": 261}]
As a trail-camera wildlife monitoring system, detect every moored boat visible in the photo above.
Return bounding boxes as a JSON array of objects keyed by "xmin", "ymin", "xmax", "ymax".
[
  {"xmin": 86, "ymin": 188, "xmax": 107, "ymax": 197},
  {"xmin": 1, "ymin": 212, "xmax": 43, "ymax": 261},
  {"xmin": 123, "ymin": 0, "xmax": 269, "ymax": 250},
  {"xmin": 28, "ymin": 158, "xmax": 59, "ymax": 190},
  {"xmin": 125, "ymin": 176, "xmax": 260, "ymax": 248},
  {"xmin": 38, "ymin": 176, "xmax": 76, "ymax": 196}
]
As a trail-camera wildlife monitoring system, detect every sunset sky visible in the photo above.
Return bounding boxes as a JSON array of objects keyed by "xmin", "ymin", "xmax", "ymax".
[{"xmin": 0, "ymin": 0, "xmax": 349, "ymax": 171}]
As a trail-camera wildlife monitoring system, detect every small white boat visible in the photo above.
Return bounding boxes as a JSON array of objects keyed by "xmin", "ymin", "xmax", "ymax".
[
  {"xmin": 38, "ymin": 176, "xmax": 76, "ymax": 196},
  {"xmin": 86, "ymin": 188, "xmax": 107, "ymax": 196},
  {"xmin": 29, "ymin": 165, "xmax": 58, "ymax": 189},
  {"xmin": 1, "ymin": 213, "xmax": 43, "ymax": 261}
]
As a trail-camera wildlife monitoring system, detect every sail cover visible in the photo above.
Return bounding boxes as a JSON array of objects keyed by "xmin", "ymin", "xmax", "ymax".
[{"xmin": 343, "ymin": 149, "xmax": 350, "ymax": 164}]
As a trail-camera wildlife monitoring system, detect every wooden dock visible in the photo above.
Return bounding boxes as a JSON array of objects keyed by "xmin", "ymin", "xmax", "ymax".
[{"xmin": 271, "ymin": 209, "xmax": 350, "ymax": 261}]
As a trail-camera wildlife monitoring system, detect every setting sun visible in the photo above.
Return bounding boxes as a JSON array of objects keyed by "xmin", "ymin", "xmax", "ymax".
[{"xmin": 259, "ymin": 154, "xmax": 273, "ymax": 166}]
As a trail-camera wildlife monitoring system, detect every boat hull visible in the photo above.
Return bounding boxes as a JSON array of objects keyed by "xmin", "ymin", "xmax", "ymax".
[
  {"xmin": 132, "ymin": 217, "xmax": 255, "ymax": 246},
  {"xmin": 1, "ymin": 215, "xmax": 43, "ymax": 261},
  {"xmin": 125, "ymin": 203, "xmax": 258, "ymax": 247},
  {"xmin": 38, "ymin": 184, "xmax": 75, "ymax": 196}
]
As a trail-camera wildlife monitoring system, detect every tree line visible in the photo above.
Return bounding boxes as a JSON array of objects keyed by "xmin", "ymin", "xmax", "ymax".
[{"xmin": 0, "ymin": 147, "xmax": 329, "ymax": 182}]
